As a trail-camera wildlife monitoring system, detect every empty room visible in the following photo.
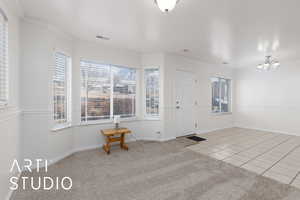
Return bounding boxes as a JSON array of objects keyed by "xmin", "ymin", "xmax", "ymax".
[{"xmin": 1, "ymin": 0, "xmax": 300, "ymax": 199}]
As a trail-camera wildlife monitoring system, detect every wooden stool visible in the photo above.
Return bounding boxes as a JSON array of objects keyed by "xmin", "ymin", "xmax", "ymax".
[{"xmin": 100, "ymin": 128, "xmax": 131, "ymax": 154}]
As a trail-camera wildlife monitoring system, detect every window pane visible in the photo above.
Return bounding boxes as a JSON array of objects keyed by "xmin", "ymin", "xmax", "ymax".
[
  {"xmin": 81, "ymin": 61, "xmax": 111, "ymax": 121},
  {"xmin": 220, "ymin": 79, "xmax": 230, "ymax": 112},
  {"xmin": 54, "ymin": 52, "xmax": 68, "ymax": 123},
  {"xmin": 211, "ymin": 77, "xmax": 231, "ymax": 113},
  {"xmin": 113, "ymin": 66, "xmax": 136, "ymax": 118},
  {"xmin": 145, "ymin": 68, "xmax": 159, "ymax": 117},
  {"xmin": 80, "ymin": 62, "xmax": 88, "ymax": 121},
  {"xmin": 211, "ymin": 77, "xmax": 220, "ymax": 113}
]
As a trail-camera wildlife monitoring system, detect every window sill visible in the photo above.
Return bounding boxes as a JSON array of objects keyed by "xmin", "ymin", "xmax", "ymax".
[
  {"xmin": 211, "ymin": 112, "xmax": 232, "ymax": 116},
  {"xmin": 80, "ymin": 117, "xmax": 140, "ymax": 126},
  {"xmin": 51, "ymin": 116, "xmax": 159, "ymax": 130},
  {"xmin": 143, "ymin": 117, "xmax": 160, "ymax": 121},
  {"xmin": 52, "ymin": 123, "xmax": 72, "ymax": 132}
]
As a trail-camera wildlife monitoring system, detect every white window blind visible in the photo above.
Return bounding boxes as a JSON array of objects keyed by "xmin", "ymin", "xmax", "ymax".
[
  {"xmin": 145, "ymin": 68, "xmax": 159, "ymax": 117},
  {"xmin": 53, "ymin": 52, "xmax": 70, "ymax": 124},
  {"xmin": 0, "ymin": 10, "xmax": 8, "ymax": 106},
  {"xmin": 80, "ymin": 60, "xmax": 136, "ymax": 122},
  {"xmin": 211, "ymin": 77, "xmax": 231, "ymax": 113}
]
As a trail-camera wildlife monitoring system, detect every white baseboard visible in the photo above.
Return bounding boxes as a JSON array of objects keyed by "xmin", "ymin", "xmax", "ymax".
[
  {"xmin": 159, "ymin": 126, "xmax": 235, "ymax": 141},
  {"xmin": 6, "ymin": 187, "xmax": 13, "ymax": 200},
  {"xmin": 159, "ymin": 137, "xmax": 176, "ymax": 142},
  {"xmin": 23, "ymin": 137, "xmax": 138, "ymax": 172},
  {"xmin": 195, "ymin": 126, "xmax": 235, "ymax": 135},
  {"xmin": 5, "ymin": 187, "xmax": 13, "ymax": 200},
  {"xmin": 235, "ymin": 125, "xmax": 300, "ymax": 137},
  {"xmin": 6, "ymin": 172, "xmax": 21, "ymax": 200}
]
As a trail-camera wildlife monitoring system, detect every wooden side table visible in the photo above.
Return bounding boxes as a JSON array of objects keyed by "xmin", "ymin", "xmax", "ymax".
[{"xmin": 100, "ymin": 128, "xmax": 131, "ymax": 154}]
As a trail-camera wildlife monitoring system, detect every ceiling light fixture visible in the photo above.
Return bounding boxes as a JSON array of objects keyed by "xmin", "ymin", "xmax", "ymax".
[
  {"xmin": 257, "ymin": 55, "xmax": 280, "ymax": 71},
  {"xmin": 155, "ymin": 0, "xmax": 179, "ymax": 12}
]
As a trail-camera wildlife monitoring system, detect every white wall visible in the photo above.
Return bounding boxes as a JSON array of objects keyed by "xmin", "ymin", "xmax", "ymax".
[
  {"xmin": 20, "ymin": 19, "xmax": 74, "ymax": 164},
  {"xmin": 163, "ymin": 54, "xmax": 234, "ymax": 139},
  {"xmin": 0, "ymin": 1, "xmax": 21, "ymax": 200},
  {"xmin": 19, "ymin": 20, "xmax": 165, "ymax": 167},
  {"xmin": 234, "ymin": 62, "xmax": 300, "ymax": 136},
  {"xmin": 19, "ymin": 18, "xmax": 235, "ymax": 171}
]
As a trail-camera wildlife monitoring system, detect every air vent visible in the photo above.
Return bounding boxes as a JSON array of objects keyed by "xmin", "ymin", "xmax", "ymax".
[{"xmin": 96, "ymin": 35, "xmax": 110, "ymax": 40}]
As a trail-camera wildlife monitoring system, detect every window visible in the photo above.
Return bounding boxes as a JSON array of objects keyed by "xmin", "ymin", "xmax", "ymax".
[
  {"xmin": 211, "ymin": 77, "xmax": 231, "ymax": 113},
  {"xmin": 144, "ymin": 68, "xmax": 159, "ymax": 117},
  {"xmin": 0, "ymin": 9, "xmax": 8, "ymax": 106},
  {"xmin": 113, "ymin": 66, "xmax": 136, "ymax": 118},
  {"xmin": 81, "ymin": 60, "xmax": 136, "ymax": 122},
  {"xmin": 53, "ymin": 52, "xmax": 71, "ymax": 124}
]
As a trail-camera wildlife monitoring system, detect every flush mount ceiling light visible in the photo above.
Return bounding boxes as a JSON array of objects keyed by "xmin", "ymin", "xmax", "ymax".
[
  {"xmin": 155, "ymin": 0, "xmax": 179, "ymax": 12},
  {"xmin": 257, "ymin": 55, "xmax": 280, "ymax": 71}
]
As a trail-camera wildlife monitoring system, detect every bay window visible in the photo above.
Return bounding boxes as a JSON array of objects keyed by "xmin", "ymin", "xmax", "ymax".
[{"xmin": 81, "ymin": 60, "xmax": 136, "ymax": 122}]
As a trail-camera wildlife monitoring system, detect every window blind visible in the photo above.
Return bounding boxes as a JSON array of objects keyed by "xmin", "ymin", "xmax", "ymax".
[
  {"xmin": 0, "ymin": 10, "xmax": 8, "ymax": 105},
  {"xmin": 53, "ymin": 52, "xmax": 69, "ymax": 124}
]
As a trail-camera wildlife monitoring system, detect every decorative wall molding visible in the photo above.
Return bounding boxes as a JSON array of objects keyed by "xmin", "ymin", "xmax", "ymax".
[
  {"xmin": 22, "ymin": 109, "xmax": 51, "ymax": 115},
  {"xmin": 0, "ymin": 107, "xmax": 21, "ymax": 123}
]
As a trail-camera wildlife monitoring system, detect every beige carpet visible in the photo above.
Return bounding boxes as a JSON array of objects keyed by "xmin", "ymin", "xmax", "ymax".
[{"xmin": 11, "ymin": 138, "xmax": 300, "ymax": 200}]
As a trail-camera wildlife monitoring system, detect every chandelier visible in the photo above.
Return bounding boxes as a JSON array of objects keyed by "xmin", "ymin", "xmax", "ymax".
[
  {"xmin": 155, "ymin": 0, "xmax": 179, "ymax": 12},
  {"xmin": 257, "ymin": 55, "xmax": 280, "ymax": 71}
]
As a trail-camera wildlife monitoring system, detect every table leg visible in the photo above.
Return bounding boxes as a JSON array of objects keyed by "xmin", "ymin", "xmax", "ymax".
[
  {"xmin": 120, "ymin": 133, "xmax": 129, "ymax": 150},
  {"xmin": 103, "ymin": 136, "xmax": 111, "ymax": 154}
]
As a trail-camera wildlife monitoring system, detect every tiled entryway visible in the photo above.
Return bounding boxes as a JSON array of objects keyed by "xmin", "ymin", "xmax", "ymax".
[{"xmin": 187, "ymin": 128, "xmax": 300, "ymax": 189}]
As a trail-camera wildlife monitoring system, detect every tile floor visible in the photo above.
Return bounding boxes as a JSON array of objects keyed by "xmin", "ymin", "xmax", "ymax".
[{"xmin": 187, "ymin": 128, "xmax": 300, "ymax": 189}]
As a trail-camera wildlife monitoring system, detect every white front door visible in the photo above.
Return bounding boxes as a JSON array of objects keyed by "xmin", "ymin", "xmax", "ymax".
[{"xmin": 175, "ymin": 70, "xmax": 197, "ymax": 137}]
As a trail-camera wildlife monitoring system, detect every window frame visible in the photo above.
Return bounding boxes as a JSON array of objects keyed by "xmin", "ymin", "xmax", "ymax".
[
  {"xmin": 52, "ymin": 51, "xmax": 72, "ymax": 130},
  {"xmin": 80, "ymin": 59, "xmax": 139, "ymax": 125},
  {"xmin": 211, "ymin": 77, "xmax": 232, "ymax": 114},
  {"xmin": 0, "ymin": 8, "xmax": 8, "ymax": 108},
  {"xmin": 143, "ymin": 66, "xmax": 160, "ymax": 120}
]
